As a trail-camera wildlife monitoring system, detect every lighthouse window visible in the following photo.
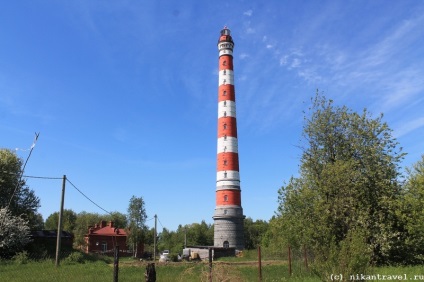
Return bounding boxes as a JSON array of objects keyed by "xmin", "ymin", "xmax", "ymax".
[
  {"xmin": 223, "ymin": 90, "xmax": 227, "ymax": 96},
  {"xmin": 223, "ymin": 60, "xmax": 227, "ymax": 66},
  {"xmin": 223, "ymin": 123, "xmax": 227, "ymax": 130},
  {"xmin": 224, "ymin": 171, "xmax": 227, "ymax": 178},
  {"xmin": 223, "ymin": 70, "xmax": 226, "ymax": 75},
  {"xmin": 224, "ymin": 195, "xmax": 228, "ymax": 202},
  {"xmin": 224, "ymin": 101, "xmax": 227, "ymax": 107},
  {"xmin": 223, "ymin": 241, "xmax": 229, "ymax": 248},
  {"xmin": 224, "ymin": 160, "xmax": 227, "ymax": 166},
  {"xmin": 224, "ymin": 135, "xmax": 227, "ymax": 140},
  {"xmin": 224, "ymin": 111, "xmax": 227, "ymax": 117},
  {"xmin": 224, "ymin": 210, "xmax": 227, "ymax": 215},
  {"xmin": 223, "ymin": 79, "xmax": 226, "ymax": 85}
]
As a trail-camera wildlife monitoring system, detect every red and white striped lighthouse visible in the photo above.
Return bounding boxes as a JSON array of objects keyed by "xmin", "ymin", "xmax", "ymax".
[{"xmin": 213, "ymin": 27, "xmax": 244, "ymax": 250}]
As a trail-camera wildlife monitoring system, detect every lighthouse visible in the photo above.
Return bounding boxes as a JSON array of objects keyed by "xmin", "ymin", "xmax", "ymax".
[{"xmin": 213, "ymin": 27, "xmax": 244, "ymax": 250}]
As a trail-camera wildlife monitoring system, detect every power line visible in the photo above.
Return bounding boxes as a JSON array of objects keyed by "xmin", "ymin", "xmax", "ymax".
[
  {"xmin": 23, "ymin": 175, "xmax": 63, "ymax": 180},
  {"xmin": 66, "ymin": 178, "xmax": 111, "ymax": 215},
  {"xmin": 7, "ymin": 132, "xmax": 40, "ymax": 210},
  {"xmin": 157, "ymin": 216, "xmax": 164, "ymax": 229},
  {"xmin": 146, "ymin": 216, "xmax": 155, "ymax": 222}
]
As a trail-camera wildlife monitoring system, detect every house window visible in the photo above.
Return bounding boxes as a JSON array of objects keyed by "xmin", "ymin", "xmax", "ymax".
[{"xmin": 223, "ymin": 241, "xmax": 229, "ymax": 248}]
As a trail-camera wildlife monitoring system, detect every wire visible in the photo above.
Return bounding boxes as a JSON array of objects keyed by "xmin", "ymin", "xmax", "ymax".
[
  {"xmin": 157, "ymin": 216, "xmax": 164, "ymax": 229},
  {"xmin": 66, "ymin": 178, "xmax": 112, "ymax": 215},
  {"xmin": 23, "ymin": 175, "xmax": 63, "ymax": 180},
  {"xmin": 6, "ymin": 132, "xmax": 40, "ymax": 209}
]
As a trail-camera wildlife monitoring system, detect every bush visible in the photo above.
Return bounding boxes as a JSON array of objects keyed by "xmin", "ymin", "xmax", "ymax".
[
  {"xmin": 63, "ymin": 252, "xmax": 85, "ymax": 264},
  {"xmin": 13, "ymin": 251, "xmax": 30, "ymax": 265},
  {"xmin": 312, "ymin": 228, "xmax": 371, "ymax": 281}
]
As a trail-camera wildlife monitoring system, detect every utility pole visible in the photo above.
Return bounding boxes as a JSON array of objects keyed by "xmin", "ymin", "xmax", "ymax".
[
  {"xmin": 184, "ymin": 226, "xmax": 187, "ymax": 248},
  {"xmin": 55, "ymin": 175, "xmax": 66, "ymax": 267},
  {"xmin": 153, "ymin": 214, "xmax": 157, "ymax": 261}
]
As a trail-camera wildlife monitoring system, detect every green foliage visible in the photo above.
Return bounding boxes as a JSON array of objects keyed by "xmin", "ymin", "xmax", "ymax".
[
  {"xmin": 45, "ymin": 209, "xmax": 77, "ymax": 232},
  {"xmin": 12, "ymin": 251, "xmax": 30, "ymax": 265},
  {"xmin": 312, "ymin": 228, "xmax": 372, "ymax": 281},
  {"xmin": 127, "ymin": 195, "xmax": 147, "ymax": 257},
  {"xmin": 244, "ymin": 217, "xmax": 269, "ymax": 249},
  {"xmin": 156, "ymin": 221, "xmax": 213, "ymax": 254},
  {"xmin": 0, "ymin": 149, "xmax": 40, "ymax": 228},
  {"xmin": 63, "ymin": 252, "xmax": 85, "ymax": 265},
  {"xmin": 395, "ymin": 155, "xmax": 424, "ymax": 264},
  {"xmin": 72, "ymin": 211, "xmax": 103, "ymax": 249},
  {"xmin": 274, "ymin": 93, "xmax": 405, "ymax": 269},
  {"xmin": 0, "ymin": 208, "xmax": 32, "ymax": 258}
]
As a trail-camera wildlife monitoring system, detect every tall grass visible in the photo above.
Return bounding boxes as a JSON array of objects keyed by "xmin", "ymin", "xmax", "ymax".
[{"xmin": 1, "ymin": 253, "xmax": 422, "ymax": 281}]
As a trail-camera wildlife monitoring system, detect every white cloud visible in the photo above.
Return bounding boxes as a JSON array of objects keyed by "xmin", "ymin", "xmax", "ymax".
[
  {"xmin": 246, "ymin": 27, "xmax": 255, "ymax": 34},
  {"xmin": 239, "ymin": 53, "xmax": 249, "ymax": 60},
  {"xmin": 394, "ymin": 117, "xmax": 424, "ymax": 138},
  {"xmin": 243, "ymin": 10, "xmax": 253, "ymax": 17}
]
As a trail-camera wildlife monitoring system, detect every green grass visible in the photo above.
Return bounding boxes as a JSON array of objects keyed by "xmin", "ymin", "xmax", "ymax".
[{"xmin": 1, "ymin": 256, "xmax": 423, "ymax": 282}]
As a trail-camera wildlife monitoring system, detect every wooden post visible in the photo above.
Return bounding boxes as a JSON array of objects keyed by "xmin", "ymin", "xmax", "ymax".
[
  {"xmin": 55, "ymin": 175, "xmax": 66, "ymax": 267},
  {"xmin": 208, "ymin": 248, "xmax": 213, "ymax": 282},
  {"xmin": 288, "ymin": 245, "xmax": 292, "ymax": 276},
  {"xmin": 145, "ymin": 263, "xmax": 156, "ymax": 282},
  {"xmin": 258, "ymin": 245, "xmax": 262, "ymax": 281},
  {"xmin": 153, "ymin": 214, "xmax": 157, "ymax": 262},
  {"xmin": 113, "ymin": 246, "xmax": 120, "ymax": 282}
]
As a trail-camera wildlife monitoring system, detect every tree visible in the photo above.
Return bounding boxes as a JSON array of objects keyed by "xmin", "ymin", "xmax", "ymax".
[
  {"xmin": 275, "ymin": 94, "xmax": 404, "ymax": 275},
  {"xmin": 0, "ymin": 149, "xmax": 40, "ymax": 228},
  {"xmin": 73, "ymin": 212, "xmax": 103, "ymax": 249},
  {"xmin": 0, "ymin": 208, "xmax": 32, "ymax": 258},
  {"xmin": 45, "ymin": 209, "xmax": 77, "ymax": 232},
  {"xmin": 396, "ymin": 155, "xmax": 424, "ymax": 264},
  {"xmin": 243, "ymin": 218, "xmax": 269, "ymax": 250},
  {"xmin": 127, "ymin": 196, "xmax": 147, "ymax": 258}
]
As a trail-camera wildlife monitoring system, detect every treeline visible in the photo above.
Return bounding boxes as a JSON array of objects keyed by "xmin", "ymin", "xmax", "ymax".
[{"xmin": 43, "ymin": 211, "xmax": 270, "ymax": 255}]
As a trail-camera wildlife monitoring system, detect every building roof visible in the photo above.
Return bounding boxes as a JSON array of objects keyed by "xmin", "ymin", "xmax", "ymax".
[
  {"xmin": 30, "ymin": 230, "xmax": 73, "ymax": 239},
  {"xmin": 86, "ymin": 221, "xmax": 127, "ymax": 237}
]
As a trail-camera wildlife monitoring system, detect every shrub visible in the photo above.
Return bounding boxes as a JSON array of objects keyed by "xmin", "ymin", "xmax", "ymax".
[
  {"xmin": 13, "ymin": 251, "xmax": 30, "ymax": 265},
  {"xmin": 63, "ymin": 251, "xmax": 85, "ymax": 264}
]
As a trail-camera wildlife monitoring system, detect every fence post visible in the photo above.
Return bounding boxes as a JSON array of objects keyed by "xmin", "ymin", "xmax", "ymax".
[
  {"xmin": 258, "ymin": 245, "xmax": 262, "ymax": 281},
  {"xmin": 113, "ymin": 246, "xmax": 119, "ymax": 282},
  {"xmin": 208, "ymin": 247, "xmax": 213, "ymax": 282},
  {"xmin": 288, "ymin": 245, "xmax": 292, "ymax": 276}
]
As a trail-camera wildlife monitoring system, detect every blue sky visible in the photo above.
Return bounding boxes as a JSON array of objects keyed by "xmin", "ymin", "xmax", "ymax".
[{"xmin": 1, "ymin": 1, "xmax": 423, "ymax": 231}]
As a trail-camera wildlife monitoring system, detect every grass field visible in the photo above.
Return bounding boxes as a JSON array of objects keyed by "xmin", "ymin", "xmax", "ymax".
[{"xmin": 1, "ymin": 255, "xmax": 423, "ymax": 281}]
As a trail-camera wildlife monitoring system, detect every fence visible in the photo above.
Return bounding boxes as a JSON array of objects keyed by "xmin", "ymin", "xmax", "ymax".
[{"xmin": 1, "ymin": 245, "xmax": 315, "ymax": 282}]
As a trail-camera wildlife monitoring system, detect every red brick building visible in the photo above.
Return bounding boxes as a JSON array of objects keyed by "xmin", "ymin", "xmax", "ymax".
[{"xmin": 85, "ymin": 221, "xmax": 143, "ymax": 257}]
